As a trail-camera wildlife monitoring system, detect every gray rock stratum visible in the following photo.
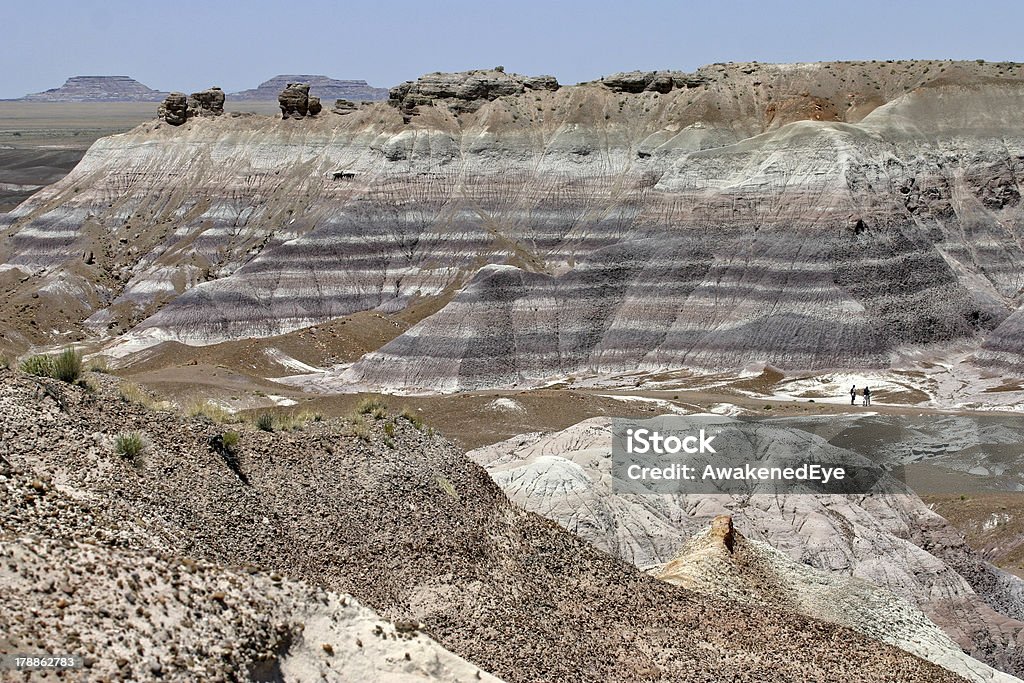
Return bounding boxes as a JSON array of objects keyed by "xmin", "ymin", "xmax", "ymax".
[
  {"xmin": 467, "ymin": 416, "xmax": 1024, "ymax": 678},
  {"xmin": 388, "ymin": 67, "xmax": 560, "ymax": 118},
  {"xmin": 3, "ymin": 61, "xmax": 1024, "ymax": 387},
  {"xmin": 0, "ymin": 369, "xmax": 962, "ymax": 682}
]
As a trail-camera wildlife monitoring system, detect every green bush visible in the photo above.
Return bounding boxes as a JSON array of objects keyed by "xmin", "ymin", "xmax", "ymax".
[
  {"xmin": 356, "ymin": 397, "xmax": 387, "ymax": 419},
  {"xmin": 436, "ymin": 476, "xmax": 458, "ymax": 500},
  {"xmin": 19, "ymin": 348, "xmax": 82, "ymax": 383},
  {"xmin": 345, "ymin": 414, "xmax": 371, "ymax": 442},
  {"xmin": 222, "ymin": 430, "xmax": 240, "ymax": 453},
  {"xmin": 20, "ymin": 355, "xmax": 53, "ymax": 377},
  {"xmin": 51, "ymin": 348, "xmax": 83, "ymax": 383},
  {"xmin": 256, "ymin": 413, "xmax": 275, "ymax": 432},
  {"xmin": 187, "ymin": 400, "xmax": 232, "ymax": 424},
  {"xmin": 114, "ymin": 432, "xmax": 145, "ymax": 460},
  {"xmin": 0, "ymin": 355, "xmax": 8, "ymax": 370}
]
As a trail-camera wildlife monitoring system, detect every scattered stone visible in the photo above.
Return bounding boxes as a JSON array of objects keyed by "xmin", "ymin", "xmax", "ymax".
[{"xmin": 332, "ymin": 99, "xmax": 359, "ymax": 115}]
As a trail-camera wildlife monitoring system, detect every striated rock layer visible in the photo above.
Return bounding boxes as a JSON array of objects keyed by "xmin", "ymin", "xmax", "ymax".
[
  {"xmin": 658, "ymin": 516, "xmax": 1018, "ymax": 682},
  {"xmin": 3, "ymin": 62, "xmax": 1024, "ymax": 385}
]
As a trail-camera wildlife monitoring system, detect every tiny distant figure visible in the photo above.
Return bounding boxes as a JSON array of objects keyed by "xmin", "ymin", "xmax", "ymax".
[
  {"xmin": 850, "ymin": 385, "xmax": 857, "ymax": 406},
  {"xmin": 863, "ymin": 386, "xmax": 871, "ymax": 406}
]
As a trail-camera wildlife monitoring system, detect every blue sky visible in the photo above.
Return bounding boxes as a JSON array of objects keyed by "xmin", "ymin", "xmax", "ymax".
[{"xmin": 3, "ymin": 0, "xmax": 1022, "ymax": 98}]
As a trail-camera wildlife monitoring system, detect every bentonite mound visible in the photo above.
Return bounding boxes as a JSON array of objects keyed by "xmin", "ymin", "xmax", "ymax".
[
  {"xmin": 157, "ymin": 87, "xmax": 224, "ymax": 125},
  {"xmin": 5, "ymin": 61, "xmax": 1024, "ymax": 385},
  {"xmin": 656, "ymin": 516, "xmax": 1017, "ymax": 682},
  {"xmin": 467, "ymin": 417, "xmax": 1024, "ymax": 679},
  {"xmin": 0, "ymin": 369, "xmax": 961, "ymax": 682}
]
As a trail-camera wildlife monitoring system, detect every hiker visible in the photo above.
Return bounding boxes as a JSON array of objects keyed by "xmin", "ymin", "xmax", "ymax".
[
  {"xmin": 863, "ymin": 386, "xmax": 871, "ymax": 406},
  {"xmin": 850, "ymin": 385, "xmax": 857, "ymax": 406}
]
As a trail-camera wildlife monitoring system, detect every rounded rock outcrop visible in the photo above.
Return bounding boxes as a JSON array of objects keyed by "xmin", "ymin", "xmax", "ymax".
[
  {"xmin": 157, "ymin": 87, "xmax": 224, "ymax": 126},
  {"xmin": 186, "ymin": 87, "xmax": 225, "ymax": 117},
  {"xmin": 156, "ymin": 92, "xmax": 188, "ymax": 125},
  {"xmin": 278, "ymin": 83, "xmax": 322, "ymax": 119},
  {"xmin": 388, "ymin": 68, "xmax": 561, "ymax": 120}
]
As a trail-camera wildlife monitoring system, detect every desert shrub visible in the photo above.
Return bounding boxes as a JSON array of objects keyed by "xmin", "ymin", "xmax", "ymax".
[
  {"xmin": 276, "ymin": 413, "xmax": 303, "ymax": 432},
  {"xmin": 356, "ymin": 397, "xmax": 387, "ymax": 419},
  {"xmin": 436, "ymin": 476, "xmax": 458, "ymax": 500},
  {"xmin": 50, "ymin": 348, "xmax": 83, "ymax": 383},
  {"xmin": 20, "ymin": 354, "xmax": 54, "ymax": 377},
  {"xmin": 399, "ymin": 406, "xmax": 424, "ymax": 430},
  {"xmin": 256, "ymin": 413, "xmax": 275, "ymax": 432},
  {"xmin": 221, "ymin": 430, "xmax": 240, "ymax": 453},
  {"xmin": 344, "ymin": 414, "xmax": 371, "ymax": 441},
  {"xmin": 87, "ymin": 355, "xmax": 111, "ymax": 373},
  {"xmin": 383, "ymin": 422, "xmax": 395, "ymax": 437},
  {"xmin": 187, "ymin": 400, "xmax": 231, "ymax": 424},
  {"xmin": 119, "ymin": 381, "xmax": 150, "ymax": 406},
  {"xmin": 0, "ymin": 355, "xmax": 8, "ymax": 370},
  {"xmin": 114, "ymin": 431, "xmax": 145, "ymax": 460}
]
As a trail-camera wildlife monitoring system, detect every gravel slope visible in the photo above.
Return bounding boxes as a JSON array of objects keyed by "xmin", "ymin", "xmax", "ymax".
[{"xmin": 0, "ymin": 369, "xmax": 964, "ymax": 682}]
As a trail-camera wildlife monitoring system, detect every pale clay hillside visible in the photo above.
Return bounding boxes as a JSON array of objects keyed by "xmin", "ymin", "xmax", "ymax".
[{"xmin": 2, "ymin": 61, "xmax": 1024, "ymax": 394}]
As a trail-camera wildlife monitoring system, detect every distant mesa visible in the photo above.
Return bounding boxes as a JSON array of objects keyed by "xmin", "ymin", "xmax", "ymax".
[
  {"xmin": 231, "ymin": 75, "xmax": 387, "ymax": 102},
  {"xmin": 20, "ymin": 75, "xmax": 169, "ymax": 102}
]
